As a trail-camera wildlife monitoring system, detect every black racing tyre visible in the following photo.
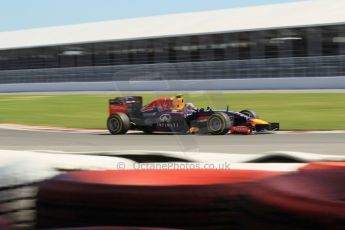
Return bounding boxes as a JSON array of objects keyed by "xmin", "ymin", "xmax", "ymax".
[
  {"xmin": 207, "ymin": 112, "xmax": 232, "ymax": 135},
  {"xmin": 240, "ymin": 109, "xmax": 259, "ymax": 119},
  {"xmin": 107, "ymin": 113, "xmax": 130, "ymax": 135}
]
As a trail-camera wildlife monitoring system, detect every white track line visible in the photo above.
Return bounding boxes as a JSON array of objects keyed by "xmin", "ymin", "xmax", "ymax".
[
  {"xmin": 1, "ymin": 124, "xmax": 345, "ymax": 134},
  {"xmin": 277, "ymin": 130, "xmax": 345, "ymax": 134},
  {"xmin": 2, "ymin": 150, "xmax": 344, "ymax": 176},
  {"xmin": 0, "ymin": 124, "xmax": 107, "ymax": 134}
]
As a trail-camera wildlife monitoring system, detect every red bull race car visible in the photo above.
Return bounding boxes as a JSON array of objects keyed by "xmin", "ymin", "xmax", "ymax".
[{"xmin": 107, "ymin": 95, "xmax": 279, "ymax": 135}]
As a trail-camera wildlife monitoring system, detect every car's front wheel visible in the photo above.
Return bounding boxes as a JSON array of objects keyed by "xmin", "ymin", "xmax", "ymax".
[
  {"xmin": 207, "ymin": 112, "xmax": 232, "ymax": 135},
  {"xmin": 107, "ymin": 113, "xmax": 130, "ymax": 135},
  {"xmin": 240, "ymin": 109, "xmax": 259, "ymax": 119}
]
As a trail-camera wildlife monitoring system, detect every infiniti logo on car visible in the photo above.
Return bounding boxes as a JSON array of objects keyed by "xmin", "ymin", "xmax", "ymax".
[{"xmin": 159, "ymin": 114, "xmax": 172, "ymax": 122}]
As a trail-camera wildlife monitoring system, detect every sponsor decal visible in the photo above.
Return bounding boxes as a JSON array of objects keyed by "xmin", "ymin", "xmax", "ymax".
[
  {"xmin": 159, "ymin": 114, "xmax": 172, "ymax": 122},
  {"xmin": 196, "ymin": 115, "xmax": 209, "ymax": 121},
  {"xmin": 157, "ymin": 122, "xmax": 180, "ymax": 128},
  {"xmin": 231, "ymin": 126, "xmax": 251, "ymax": 134}
]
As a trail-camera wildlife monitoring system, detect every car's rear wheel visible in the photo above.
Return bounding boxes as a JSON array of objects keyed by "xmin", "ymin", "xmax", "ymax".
[
  {"xmin": 107, "ymin": 113, "xmax": 130, "ymax": 135},
  {"xmin": 240, "ymin": 109, "xmax": 259, "ymax": 119},
  {"xmin": 207, "ymin": 112, "xmax": 232, "ymax": 135}
]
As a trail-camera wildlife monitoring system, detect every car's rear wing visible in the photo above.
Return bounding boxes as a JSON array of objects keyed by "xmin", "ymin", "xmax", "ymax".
[{"xmin": 109, "ymin": 96, "xmax": 143, "ymax": 105}]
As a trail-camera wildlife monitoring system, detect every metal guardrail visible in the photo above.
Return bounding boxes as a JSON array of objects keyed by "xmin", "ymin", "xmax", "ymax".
[{"xmin": 0, "ymin": 55, "xmax": 345, "ymax": 84}]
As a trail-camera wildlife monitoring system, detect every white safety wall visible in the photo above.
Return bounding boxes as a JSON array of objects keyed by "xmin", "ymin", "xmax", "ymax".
[{"xmin": 0, "ymin": 77, "xmax": 345, "ymax": 93}]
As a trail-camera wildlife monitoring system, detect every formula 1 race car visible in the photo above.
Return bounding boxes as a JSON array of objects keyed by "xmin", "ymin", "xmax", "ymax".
[{"xmin": 107, "ymin": 95, "xmax": 279, "ymax": 135}]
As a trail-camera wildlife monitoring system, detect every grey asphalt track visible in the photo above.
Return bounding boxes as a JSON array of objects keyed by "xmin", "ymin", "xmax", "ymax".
[{"xmin": 0, "ymin": 128, "xmax": 344, "ymax": 155}]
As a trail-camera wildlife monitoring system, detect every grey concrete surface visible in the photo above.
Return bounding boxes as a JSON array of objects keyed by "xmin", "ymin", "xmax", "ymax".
[
  {"xmin": 1, "ymin": 76, "xmax": 345, "ymax": 93},
  {"xmin": 1, "ymin": 89, "xmax": 345, "ymax": 95},
  {"xmin": 0, "ymin": 129, "xmax": 344, "ymax": 155}
]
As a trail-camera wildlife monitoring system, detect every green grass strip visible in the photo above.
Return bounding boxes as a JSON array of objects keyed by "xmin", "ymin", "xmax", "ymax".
[{"xmin": 0, "ymin": 93, "xmax": 344, "ymax": 130}]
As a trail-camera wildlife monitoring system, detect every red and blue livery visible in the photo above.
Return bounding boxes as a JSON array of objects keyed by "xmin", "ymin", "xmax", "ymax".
[{"xmin": 107, "ymin": 95, "xmax": 279, "ymax": 135}]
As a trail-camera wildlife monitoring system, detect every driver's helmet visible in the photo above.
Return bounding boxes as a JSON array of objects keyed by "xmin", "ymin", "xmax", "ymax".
[
  {"xmin": 185, "ymin": 103, "xmax": 197, "ymax": 111},
  {"xmin": 184, "ymin": 103, "xmax": 197, "ymax": 115},
  {"xmin": 172, "ymin": 94, "xmax": 186, "ymax": 111}
]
